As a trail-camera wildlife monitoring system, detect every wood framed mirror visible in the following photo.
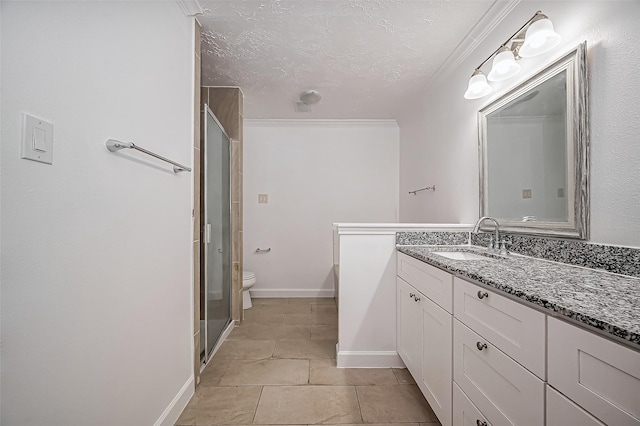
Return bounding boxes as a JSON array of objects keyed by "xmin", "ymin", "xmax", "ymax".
[{"xmin": 479, "ymin": 42, "xmax": 589, "ymax": 239}]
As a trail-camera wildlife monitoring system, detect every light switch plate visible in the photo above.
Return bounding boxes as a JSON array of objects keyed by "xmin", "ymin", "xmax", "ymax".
[
  {"xmin": 258, "ymin": 194, "xmax": 268, "ymax": 204},
  {"xmin": 21, "ymin": 113, "xmax": 53, "ymax": 164},
  {"xmin": 522, "ymin": 189, "xmax": 532, "ymax": 199}
]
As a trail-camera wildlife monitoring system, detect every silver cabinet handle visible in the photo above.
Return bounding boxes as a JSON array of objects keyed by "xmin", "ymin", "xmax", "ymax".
[
  {"xmin": 477, "ymin": 290, "xmax": 489, "ymax": 299},
  {"xmin": 414, "ymin": 295, "xmax": 421, "ymax": 302},
  {"xmin": 476, "ymin": 420, "xmax": 488, "ymax": 426},
  {"xmin": 476, "ymin": 342, "xmax": 488, "ymax": 351},
  {"xmin": 409, "ymin": 293, "xmax": 415, "ymax": 298}
]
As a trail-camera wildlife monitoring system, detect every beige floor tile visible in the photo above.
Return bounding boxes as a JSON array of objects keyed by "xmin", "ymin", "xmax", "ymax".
[
  {"xmin": 340, "ymin": 424, "xmax": 420, "ymax": 426},
  {"xmin": 283, "ymin": 313, "xmax": 314, "ymax": 325},
  {"xmin": 289, "ymin": 297, "xmax": 336, "ymax": 304},
  {"xmin": 242, "ymin": 311, "xmax": 285, "ymax": 325},
  {"xmin": 392, "ymin": 368, "xmax": 416, "ymax": 384},
  {"xmin": 283, "ymin": 312, "xmax": 337, "ymax": 325},
  {"xmin": 253, "ymin": 386, "xmax": 362, "ymax": 424},
  {"xmin": 421, "ymin": 422, "xmax": 442, "ymax": 426},
  {"xmin": 314, "ymin": 312, "xmax": 338, "ymax": 324},
  {"xmin": 312, "ymin": 304, "xmax": 338, "ymax": 314},
  {"xmin": 311, "ymin": 324, "xmax": 338, "ymax": 340},
  {"xmin": 213, "ymin": 340, "xmax": 276, "ymax": 360},
  {"xmin": 260, "ymin": 304, "xmax": 312, "ymax": 315},
  {"xmin": 273, "ymin": 339, "xmax": 336, "ymax": 359},
  {"xmin": 199, "ymin": 358, "xmax": 232, "ymax": 387},
  {"xmin": 228, "ymin": 324, "xmax": 310, "ymax": 340},
  {"xmin": 252, "ymin": 298, "xmax": 290, "ymax": 305},
  {"xmin": 309, "ymin": 359, "xmax": 398, "ymax": 386},
  {"xmin": 220, "ymin": 359, "xmax": 310, "ymax": 386},
  {"xmin": 176, "ymin": 386, "xmax": 262, "ymax": 425},
  {"xmin": 357, "ymin": 385, "xmax": 437, "ymax": 423}
]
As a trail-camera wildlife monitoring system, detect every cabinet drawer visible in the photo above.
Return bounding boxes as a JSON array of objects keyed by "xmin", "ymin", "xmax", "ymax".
[
  {"xmin": 453, "ymin": 383, "xmax": 491, "ymax": 426},
  {"xmin": 548, "ymin": 317, "xmax": 640, "ymax": 425},
  {"xmin": 453, "ymin": 278, "xmax": 545, "ymax": 378},
  {"xmin": 454, "ymin": 319, "xmax": 544, "ymax": 426},
  {"xmin": 546, "ymin": 386, "xmax": 604, "ymax": 426},
  {"xmin": 397, "ymin": 252, "xmax": 453, "ymax": 312}
]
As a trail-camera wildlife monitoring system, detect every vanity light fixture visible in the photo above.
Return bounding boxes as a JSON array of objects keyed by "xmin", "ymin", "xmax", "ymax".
[
  {"xmin": 464, "ymin": 69, "xmax": 492, "ymax": 99},
  {"xmin": 519, "ymin": 14, "xmax": 562, "ymax": 57},
  {"xmin": 464, "ymin": 11, "xmax": 561, "ymax": 99},
  {"xmin": 487, "ymin": 46, "xmax": 521, "ymax": 81}
]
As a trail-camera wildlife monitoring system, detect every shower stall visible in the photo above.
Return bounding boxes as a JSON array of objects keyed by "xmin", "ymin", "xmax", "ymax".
[{"xmin": 201, "ymin": 104, "xmax": 232, "ymax": 365}]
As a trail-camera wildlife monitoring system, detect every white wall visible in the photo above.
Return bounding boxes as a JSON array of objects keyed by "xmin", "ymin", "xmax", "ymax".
[
  {"xmin": 0, "ymin": 7, "xmax": 3, "ymax": 421},
  {"xmin": 398, "ymin": 1, "xmax": 640, "ymax": 247},
  {"xmin": 244, "ymin": 120, "xmax": 399, "ymax": 297},
  {"xmin": 1, "ymin": 2, "xmax": 194, "ymax": 425}
]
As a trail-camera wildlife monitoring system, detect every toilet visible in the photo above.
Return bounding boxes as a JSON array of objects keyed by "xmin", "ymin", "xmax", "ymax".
[{"xmin": 242, "ymin": 270, "xmax": 256, "ymax": 309}]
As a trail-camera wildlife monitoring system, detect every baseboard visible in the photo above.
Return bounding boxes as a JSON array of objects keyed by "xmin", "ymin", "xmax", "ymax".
[
  {"xmin": 154, "ymin": 375, "xmax": 194, "ymax": 426},
  {"xmin": 336, "ymin": 350, "xmax": 406, "ymax": 368},
  {"xmin": 250, "ymin": 289, "xmax": 335, "ymax": 298}
]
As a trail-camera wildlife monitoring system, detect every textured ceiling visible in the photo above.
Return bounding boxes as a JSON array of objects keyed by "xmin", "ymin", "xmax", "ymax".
[{"xmin": 199, "ymin": 0, "xmax": 496, "ymax": 119}]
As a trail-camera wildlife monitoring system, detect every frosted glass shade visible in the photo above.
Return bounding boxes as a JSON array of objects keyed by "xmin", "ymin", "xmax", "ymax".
[
  {"xmin": 464, "ymin": 71, "xmax": 492, "ymax": 99},
  {"xmin": 520, "ymin": 17, "xmax": 561, "ymax": 57},
  {"xmin": 488, "ymin": 48, "xmax": 521, "ymax": 82}
]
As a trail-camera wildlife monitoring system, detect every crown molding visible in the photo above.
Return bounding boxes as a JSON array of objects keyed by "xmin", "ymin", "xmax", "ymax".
[
  {"xmin": 420, "ymin": 0, "xmax": 520, "ymax": 92},
  {"xmin": 244, "ymin": 119, "xmax": 399, "ymax": 128},
  {"xmin": 175, "ymin": 0, "xmax": 203, "ymax": 16}
]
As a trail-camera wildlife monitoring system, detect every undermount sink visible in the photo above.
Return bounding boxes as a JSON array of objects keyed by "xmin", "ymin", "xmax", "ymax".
[{"xmin": 431, "ymin": 251, "xmax": 497, "ymax": 261}]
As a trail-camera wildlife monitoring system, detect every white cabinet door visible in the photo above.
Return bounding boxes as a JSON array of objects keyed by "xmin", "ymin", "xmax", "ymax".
[
  {"xmin": 397, "ymin": 277, "xmax": 422, "ymax": 378},
  {"xmin": 453, "ymin": 383, "xmax": 492, "ymax": 426},
  {"xmin": 453, "ymin": 319, "xmax": 544, "ymax": 426},
  {"xmin": 546, "ymin": 386, "xmax": 604, "ymax": 426},
  {"xmin": 419, "ymin": 295, "xmax": 452, "ymax": 426},
  {"xmin": 548, "ymin": 317, "xmax": 640, "ymax": 425},
  {"xmin": 453, "ymin": 278, "xmax": 546, "ymax": 379},
  {"xmin": 397, "ymin": 252, "xmax": 453, "ymax": 313}
]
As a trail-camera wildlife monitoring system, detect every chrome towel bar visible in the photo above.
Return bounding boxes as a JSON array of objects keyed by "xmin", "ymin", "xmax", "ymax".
[
  {"xmin": 106, "ymin": 139, "xmax": 192, "ymax": 173},
  {"xmin": 409, "ymin": 185, "xmax": 436, "ymax": 195},
  {"xmin": 255, "ymin": 248, "xmax": 271, "ymax": 253}
]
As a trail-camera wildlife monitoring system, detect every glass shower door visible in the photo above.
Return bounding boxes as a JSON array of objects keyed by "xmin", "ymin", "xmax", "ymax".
[{"xmin": 203, "ymin": 104, "xmax": 231, "ymax": 362}]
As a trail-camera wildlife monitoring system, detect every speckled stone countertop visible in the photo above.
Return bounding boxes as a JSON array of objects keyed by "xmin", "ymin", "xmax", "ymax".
[{"xmin": 397, "ymin": 245, "xmax": 640, "ymax": 349}]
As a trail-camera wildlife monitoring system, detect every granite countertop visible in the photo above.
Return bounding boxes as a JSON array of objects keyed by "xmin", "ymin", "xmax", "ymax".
[{"xmin": 397, "ymin": 245, "xmax": 640, "ymax": 349}]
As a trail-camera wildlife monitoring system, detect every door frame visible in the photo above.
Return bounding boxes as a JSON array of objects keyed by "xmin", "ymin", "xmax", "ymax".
[{"xmin": 202, "ymin": 103, "xmax": 233, "ymax": 365}]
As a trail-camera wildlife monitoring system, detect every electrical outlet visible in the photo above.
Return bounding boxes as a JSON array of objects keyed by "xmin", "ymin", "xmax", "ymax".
[
  {"xmin": 258, "ymin": 194, "xmax": 268, "ymax": 204},
  {"xmin": 523, "ymin": 189, "xmax": 532, "ymax": 199}
]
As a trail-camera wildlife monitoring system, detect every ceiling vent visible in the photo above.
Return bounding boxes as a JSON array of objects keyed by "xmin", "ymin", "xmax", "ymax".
[{"xmin": 294, "ymin": 90, "xmax": 321, "ymax": 112}]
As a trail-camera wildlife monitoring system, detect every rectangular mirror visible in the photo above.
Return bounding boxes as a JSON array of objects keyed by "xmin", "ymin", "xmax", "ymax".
[{"xmin": 479, "ymin": 42, "xmax": 589, "ymax": 239}]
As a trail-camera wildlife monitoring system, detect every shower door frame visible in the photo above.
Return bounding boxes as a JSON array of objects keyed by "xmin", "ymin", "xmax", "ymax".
[{"xmin": 202, "ymin": 103, "xmax": 233, "ymax": 365}]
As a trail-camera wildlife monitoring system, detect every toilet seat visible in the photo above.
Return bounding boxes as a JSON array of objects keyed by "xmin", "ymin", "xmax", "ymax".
[{"xmin": 243, "ymin": 270, "xmax": 256, "ymax": 288}]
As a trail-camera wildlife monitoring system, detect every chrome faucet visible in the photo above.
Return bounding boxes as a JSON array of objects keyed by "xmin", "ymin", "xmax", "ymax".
[{"xmin": 472, "ymin": 216, "xmax": 501, "ymax": 251}]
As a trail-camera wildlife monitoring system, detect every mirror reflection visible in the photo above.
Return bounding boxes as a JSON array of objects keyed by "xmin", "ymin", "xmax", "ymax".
[{"xmin": 486, "ymin": 72, "xmax": 567, "ymax": 222}]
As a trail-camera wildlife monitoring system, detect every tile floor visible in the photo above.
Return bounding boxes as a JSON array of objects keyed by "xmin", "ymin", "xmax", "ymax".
[{"xmin": 176, "ymin": 297, "xmax": 440, "ymax": 426}]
